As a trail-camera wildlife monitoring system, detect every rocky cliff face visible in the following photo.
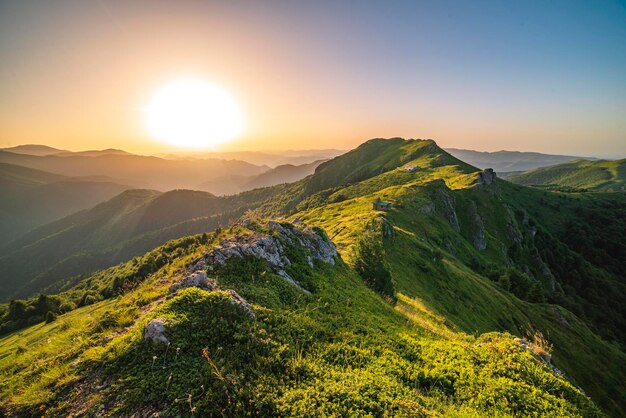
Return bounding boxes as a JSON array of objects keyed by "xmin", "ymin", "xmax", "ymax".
[
  {"xmin": 476, "ymin": 168, "xmax": 497, "ymax": 186},
  {"xmin": 468, "ymin": 201, "xmax": 487, "ymax": 251},
  {"xmin": 427, "ymin": 181, "xmax": 460, "ymax": 232}
]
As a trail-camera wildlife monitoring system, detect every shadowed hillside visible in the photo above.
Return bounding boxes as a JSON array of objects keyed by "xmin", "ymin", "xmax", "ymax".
[{"xmin": 0, "ymin": 163, "xmax": 132, "ymax": 247}]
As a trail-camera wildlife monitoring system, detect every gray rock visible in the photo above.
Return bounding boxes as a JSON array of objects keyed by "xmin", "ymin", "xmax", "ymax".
[
  {"xmin": 430, "ymin": 186, "xmax": 460, "ymax": 232},
  {"xmin": 204, "ymin": 221, "xmax": 337, "ymax": 292},
  {"xmin": 476, "ymin": 168, "xmax": 497, "ymax": 186},
  {"xmin": 468, "ymin": 201, "xmax": 486, "ymax": 251},
  {"xmin": 226, "ymin": 289, "xmax": 255, "ymax": 319},
  {"xmin": 169, "ymin": 271, "xmax": 216, "ymax": 293},
  {"xmin": 144, "ymin": 318, "xmax": 168, "ymax": 344}
]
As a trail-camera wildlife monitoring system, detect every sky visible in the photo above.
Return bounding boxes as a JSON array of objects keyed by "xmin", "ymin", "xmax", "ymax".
[{"xmin": 1, "ymin": 0, "xmax": 625, "ymax": 157}]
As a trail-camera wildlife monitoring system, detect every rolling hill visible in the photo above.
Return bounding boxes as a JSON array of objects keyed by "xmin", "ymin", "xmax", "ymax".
[
  {"xmin": 502, "ymin": 159, "xmax": 626, "ymax": 191},
  {"xmin": 0, "ymin": 150, "xmax": 268, "ymax": 191},
  {"xmin": 198, "ymin": 160, "xmax": 325, "ymax": 195},
  {"xmin": 0, "ymin": 144, "xmax": 67, "ymax": 156},
  {"xmin": 0, "ymin": 138, "xmax": 624, "ymax": 416},
  {"xmin": 446, "ymin": 148, "xmax": 597, "ymax": 172},
  {"xmin": 0, "ymin": 163, "xmax": 133, "ymax": 247},
  {"xmin": 0, "ymin": 184, "xmax": 296, "ymax": 301}
]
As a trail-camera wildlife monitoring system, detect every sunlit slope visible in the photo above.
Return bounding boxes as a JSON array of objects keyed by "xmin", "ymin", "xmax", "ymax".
[
  {"xmin": 304, "ymin": 137, "xmax": 475, "ymax": 195},
  {"xmin": 0, "ymin": 223, "xmax": 605, "ymax": 417},
  {"xmin": 503, "ymin": 159, "xmax": 626, "ymax": 191},
  {"xmin": 295, "ymin": 173, "xmax": 625, "ymax": 414}
]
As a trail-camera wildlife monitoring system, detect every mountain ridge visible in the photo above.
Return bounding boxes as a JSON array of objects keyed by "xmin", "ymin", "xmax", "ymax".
[
  {"xmin": 0, "ymin": 138, "xmax": 624, "ymax": 416},
  {"xmin": 445, "ymin": 147, "xmax": 600, "ymax": 172}
]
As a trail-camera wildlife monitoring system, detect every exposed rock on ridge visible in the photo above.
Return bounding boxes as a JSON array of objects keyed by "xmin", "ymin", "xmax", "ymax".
[
  {"xmin": 476, "ymin": 168, "xmax": 497, "ymax": 186},
  {"xmin": 204, "ymin": 220, "xmax": 338, "ymax": 292}
]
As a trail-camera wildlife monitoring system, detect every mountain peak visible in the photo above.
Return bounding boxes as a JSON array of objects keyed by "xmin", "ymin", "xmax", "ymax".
[{"xmin": 305, "ymin": 137, "xmax": 472, "ymax": 195}]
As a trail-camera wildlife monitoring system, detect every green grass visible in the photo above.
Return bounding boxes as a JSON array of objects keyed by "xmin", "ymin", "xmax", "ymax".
[
  {"xmin": 503, "ymin": 159, "xmax": 626, "ymax": 192},
  {"xmin": 0, "ymin": 244, "xmax": 603, "ymax": 417}
]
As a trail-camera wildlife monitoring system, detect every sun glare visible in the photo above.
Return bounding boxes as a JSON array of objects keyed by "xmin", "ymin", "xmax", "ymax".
[{"xmin": 145, "ymin": 79, "xmax": 244, "ymax": 148}]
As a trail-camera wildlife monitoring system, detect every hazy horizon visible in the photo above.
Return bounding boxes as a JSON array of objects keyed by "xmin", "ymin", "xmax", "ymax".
[
  {"xmin": 2, "ymin": 0, "xmax": 625, "ymax": 157},
  {"xmin": 1, "ymin": 140, "xmax": 622, "ymax": 160}
]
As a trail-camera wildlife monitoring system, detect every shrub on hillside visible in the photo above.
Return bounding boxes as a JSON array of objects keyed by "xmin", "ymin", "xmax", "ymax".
[{"xmin": 353, "ymin": 228, "xmax": 395, "ymax": 299}]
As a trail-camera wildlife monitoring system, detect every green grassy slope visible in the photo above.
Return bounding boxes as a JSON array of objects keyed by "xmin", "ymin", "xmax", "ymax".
[
  {"xmin": 0, "ymin": 225, "xmax": 606, "ymax": 417},
  {"xmin": 502, "ymin": 159, "xmax": 626, "ymax": 191},
  {"xmin": 0, "ymin": 138, "xmax": 624, "ymax": 416},
  {"xmin": 296, "ymin": 179, "xmax": 626, "ymax": 414}
]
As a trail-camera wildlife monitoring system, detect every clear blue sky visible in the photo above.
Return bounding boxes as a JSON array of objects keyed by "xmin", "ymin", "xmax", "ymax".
[{"xmin": 1, "ymin": 0, "xmax": 625, "ymax": 157}]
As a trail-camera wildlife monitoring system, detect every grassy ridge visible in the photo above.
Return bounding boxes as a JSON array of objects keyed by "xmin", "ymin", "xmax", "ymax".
[
  {"xmin": 503, "ymin": 159, "xmax": 626, "ymax": 191},
  {"xmin": 0, "ymin": 227, "xmax": 604, "ymax": 416}
]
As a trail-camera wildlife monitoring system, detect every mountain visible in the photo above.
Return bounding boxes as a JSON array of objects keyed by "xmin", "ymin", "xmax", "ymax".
[
  {"xmin": 52, "ymin": 148, "xmax": 132, "ymax": 157},
  {"xmin": 445, "ymin": 148, "xmax": 597, "ymax": 172},
  {"xmin": 0, "ymin": 185, "xmax": 292, "ymax": 301},
  {"xmin": 0, "ymin": 138, "xmax": 624, "ymax": 416},
  {"xmin": 502, "ymin": 159, "xmax": 626, "ymax": 192},
  {"xmin": 198, "ymin": 160, "xmax": 325, "ymax": 195},
  {"xmin": 0, "ymin": 150, "xmax": 268, "ymax": 191},
  {"xmin": 158, "ymin": 149, "xmax": 345, "ymax": 166},
  {"xmin": 0, "ymin": 144, "xmax": 66, "ymax": 156},
  {"xmin": 0, "ymin": 163, "xmax": 132, "ymax": 247}
]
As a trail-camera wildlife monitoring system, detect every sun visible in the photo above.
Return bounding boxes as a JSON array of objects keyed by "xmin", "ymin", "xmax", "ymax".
[{"xmin": 144, "ymin": 79, "xmax": 244, "ymax": 148}]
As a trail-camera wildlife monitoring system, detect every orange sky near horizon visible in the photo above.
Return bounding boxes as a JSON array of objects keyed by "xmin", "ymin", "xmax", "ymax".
[{"xmin": 1, "ymin": 1, "xmax": 625, "ymax": 158}]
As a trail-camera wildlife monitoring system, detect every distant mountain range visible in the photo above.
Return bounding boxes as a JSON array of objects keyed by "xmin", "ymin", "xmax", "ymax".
[
  {"xmin": 1, "ymin": 144, "xmax": 69, "ymax": 156},
  {"xmin": 4, "ymin": 143, "xmax": 604, "ymax": 174},
  {"xmin": 197, "ymin": 160, "xmax": 325, "ymax": 195},
  {"xmin": 0, "ymin": 149, "xmax": 267, "ymax": 191},
  {"xmin": 3, "ymin": 144, "xmax": 344, "ymax": 167},
  {"xmin": 156, "ymin": 149, "xmax": 345, "ymax": 166},
  {"xmin": 445, "ymin": 148, "xmax": 598, "ymax": 172}
]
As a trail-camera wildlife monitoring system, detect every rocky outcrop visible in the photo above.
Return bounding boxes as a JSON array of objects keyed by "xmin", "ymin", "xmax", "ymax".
[
  {"xmin": 503, "ymin": 206, "xmax": 556, "ymax": 292},
  {"xmin": 531, "ymin": 250, "xmax": 557, "ymax": 293},
  {"xmin": 226, "ymin": 289, "xmax": 255, "ymax": 319},
  {"xmin": 504, "ymin": 206, "xmax": 524, "ymax": 246},
  {"xmin": 476, "ymin": 168, "xmax": 496, "ymax": 186},
  {"xmin": 144, "ymin": 318, "xmax": 168, "ymax": 344},
  {"xmin": 514, "ymin": 337, "xmax": 563, "ymax": 376},
  {"xmin": 169, "ymin": 271, "xmax": 216, "ymax": 294},
  {"xmin": 428, "ymin": 183, "xmax": 460, "ymax": 232},
  {"xmin": 468, "ymin": 201, "xmax": 487, "ymax": 251},
  {"xmin": 204, "ymin": 221, "xmax": 338, "ymax": 292},
  {"xmin": 377, "ymin": 218, "xmax": 395, "ymax": 239}
]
